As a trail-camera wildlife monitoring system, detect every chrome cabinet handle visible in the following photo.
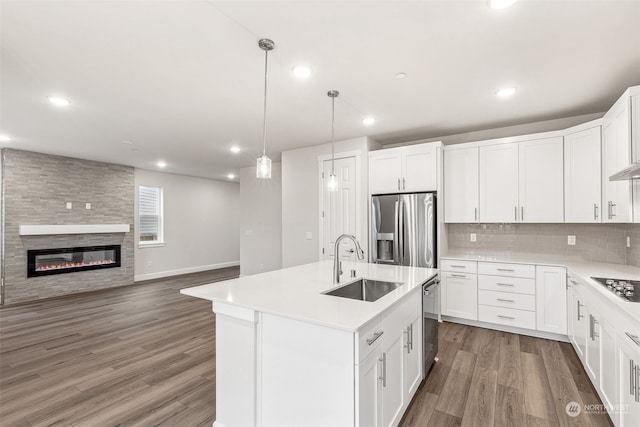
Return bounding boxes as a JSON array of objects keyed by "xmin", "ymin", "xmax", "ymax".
[
  {"xmin": 626, "ymin": 332, "xmax": 640, "ymax": 347},
  {"xmin": 497, "ymin": 298, "xmax": 515, "ymax": 303},
  {"xmin": 611, "ymin": 202, "xmax": 617, "ymax": 217},
  {"xmin": 594, "ymin": 204, "xmax": 598, "ymax": 220},
  {"xmin": 496, "ymin": 283, "xmax": 515, "ymax": 287},
  {"xmin": 589, "ymin": 314, "xmax": 595, "ymax": 340},
  {"xmin": 577, "ymin": 301, "xmax": 583, "ymax": 320},
  {"xmin": 402, "ymin": 178, "xmax": 406, "ymax": 190},
  {"xmin": 397, "ymin": 178, "xmax": 401, "ymax": 190},
  {"xmin": 450, "ymin": 265, "xmax": 466, "ymax": 268},
  {"xmin": 367, "ymin": 331, "xmax": 384, "ymax": 346},
  {"xmin": 379, "ymin": 352, "xmax": 387, "ymax": 387},
  {"xmin": 474, "ymin": 207, "xmax": 478, "ymax": 221},
  {"xmin": 410, "ymin": 323, "xmax": 414, "ymax": 351},
  {"xmin": 592, "ymin": 317, "xmax": 599, "ymax": 339},
  {"xmin": 404, "ymin": 326, "xmax": 411, "ymax": 353},
  {"xmin": 497, "ymin": 315, "xmax": 515, "ymax": 320},
  {"xmin": 631, "ymin": 360, "xmax": 635, "ymax": 396},
  {"xmin": 497, "ymin": 268, "xmax": 515, "ymax": 272},
  {"xmin": 636, "ymin": 364, "xmax": 640, "ymax": 402},
  {"xmin": 521, "ymin": 206, "xmax": 524, "ymax": 221},
  {"xmin": 450, "ymin": 274, "xmax": 467, "ymax": 278}
]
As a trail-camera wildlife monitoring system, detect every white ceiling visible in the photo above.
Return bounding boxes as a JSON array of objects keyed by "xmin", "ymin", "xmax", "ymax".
[{"xmin": 1, "ymin": 0, "xmax": 639, "ymax": 181}]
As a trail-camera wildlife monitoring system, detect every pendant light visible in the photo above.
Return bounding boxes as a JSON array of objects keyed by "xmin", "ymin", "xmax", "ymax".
[
  {"xmin": 256, "ymin": 38, "xmax": 274, "ymax": 179},
  {"xmin": 327, "ymin": 90, "xmax": 339, "ymax": 192}
]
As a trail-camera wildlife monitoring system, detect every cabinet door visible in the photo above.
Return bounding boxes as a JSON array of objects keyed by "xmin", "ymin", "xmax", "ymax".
[
  {"xmin": 444, "ymin": 148, "xmax": 479, "ymax": 223},
  {"xmin": 535, "ymin": 266, "xmax": 567, "ymax": 335},
  {"xmin": 564, "ymin": 127, "xmax": 602, "ymax": 223},
  {"xmin": 441, "ymin": 272, "xmax": 478, "ymax": 320},
  {"xmin": 599, "ymin": 319, "xmax": 617, "ymax": 421},
  {"xmin": 602, "ymin": 99, "xmax": 632, "ymax": 223},
  {"xmin": 381, "ymin": 333, "xmax": 404, "ymax": 427},
  {"xmin": 358, "ymin": 345, "xmax": 383, "ymax": 427},
  {"xmin": 402, "ymin": 145, "xmax": 437, "ymax": 192},
  {"xmin": 585, "ymin": 307, "xmax": 601, "ymax": 384},
  {"xmin": 403, "ymin": 316, "xmax": 422, "ymax": 403},
  {"xmin": 569, "ymin": 289, "xmax": 588, "ymax": 362},
  {"xmin": 519, "ymin": 137, "xmax": 564, "ymax": 222},
  {"xmin": 479, "ymin": 143, "xmax": 519, "ymax": 222},
  {"xmin": 618, "ymin": 335, "xmax": 640, "ymax": 427},
  {"xmin": 370, "ymin": 152, "xmax": 402, "ymax": 195}
]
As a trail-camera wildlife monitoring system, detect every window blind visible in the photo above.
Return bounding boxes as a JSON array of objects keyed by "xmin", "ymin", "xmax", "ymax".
[{"xmin": 139, "ymin": 186, "xmax": 162, "ymax": 242}]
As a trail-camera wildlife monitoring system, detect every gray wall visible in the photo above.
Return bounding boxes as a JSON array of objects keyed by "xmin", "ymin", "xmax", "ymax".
[
  {"xmin": 134, "ymin": 169, "xmax": 240, "ymax": 280},
  {"xmin": 1, "ymin": 149, "xmax": 134, "ymax": 304},
  {"xmin": 447, "ymin": 223, "xmax": 640, "ymax": 266},
  {"xmin": 239, "ymin": 163, "xmax": 282, "ymax": 276}
]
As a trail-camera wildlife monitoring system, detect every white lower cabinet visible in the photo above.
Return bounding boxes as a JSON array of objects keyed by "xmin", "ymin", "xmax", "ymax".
[
  {"xmin": 536, "ymin": 266, "xmax": 567, "ymax": 334},
  {"xmin": 441, "ymin": 271, "xmax": 478, "ymax": 320},
  {"xmin": 618, "ymin": 333, "xmax": 640, "ymax": 427},
  {"xmin": 585, "ymin": 306, "xmax": 601, "ymax": 384},
  {"xmin": 357, "ymin": 288, "xmax": 423, "ymax": 427}
]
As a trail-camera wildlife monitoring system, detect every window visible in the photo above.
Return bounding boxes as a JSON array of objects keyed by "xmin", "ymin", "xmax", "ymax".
[{"xmin": 138, "ymin": 185, "xmax": 163, "ymax": 245}]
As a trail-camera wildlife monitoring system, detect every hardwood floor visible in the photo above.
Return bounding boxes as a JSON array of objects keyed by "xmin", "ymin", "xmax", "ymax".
[
  {"xmin": 1, "ymin": 271, "xmax": 612, "ymax": 427},
  {"xmin": 401, "ymin": 322, "xmax": 614, "ymax": 427}
]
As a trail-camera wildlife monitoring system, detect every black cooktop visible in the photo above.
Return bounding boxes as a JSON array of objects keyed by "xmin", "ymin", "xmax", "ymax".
[{"xmin": 591, "ymin": 277, "xmax": 640, "ymax": 303}]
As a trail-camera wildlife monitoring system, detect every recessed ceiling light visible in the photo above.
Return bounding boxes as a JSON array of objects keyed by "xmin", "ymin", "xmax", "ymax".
[
  {"xmin": 0, "ymin": 134, "xmax": 13, "ymax": 142},
  {"xmin": 395, "ymin": 72, "xmax": 407, "ymax": 79},
  {"xmin": 230, "ymin": 146, "xmax": 241, "ymax": 153},
  {"xmin": 292, "ymin": 65, "xmax": 312, "ymax": 79},
  {"xmin": 488, "ymin": 0, "xmax": 517, "ymax": 9},
  {"xmin": 496, "ymin": 87, "xmax": 517, "ymax": 98},
  {"xmin": 48, "ymin": 96, "xmax": 71, "ymax": 107},
  {"xmin": 363, "ymin": 117, "xmax": 376, "ymax": 125},
  {"xmin": 157, "ymin": 161, "xmax": 167, "ymax": 168},
  {"xmin": 227, "ymin": 174, "xmax": 235, "ymax": 179}
]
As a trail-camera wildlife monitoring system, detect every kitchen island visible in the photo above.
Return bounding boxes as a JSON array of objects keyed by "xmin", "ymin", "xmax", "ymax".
[{"xmin": 181, "ymin": 260, "xmax": 438, "ymax": 427}]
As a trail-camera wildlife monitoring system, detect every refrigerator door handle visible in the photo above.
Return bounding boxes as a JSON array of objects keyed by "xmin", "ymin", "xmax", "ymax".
[
  {"xmin": 398, "ymin": 199, "xmax": 404, "ymax": 264},
  {"xmin": 393, "ymin": 200, "xmax": 400, "ymax": 263}
]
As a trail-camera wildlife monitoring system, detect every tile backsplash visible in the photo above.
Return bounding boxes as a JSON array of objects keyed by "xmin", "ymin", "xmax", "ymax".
[{"xmin": 447, "ymin": 223, "xmax": 640, "ymax": 267}]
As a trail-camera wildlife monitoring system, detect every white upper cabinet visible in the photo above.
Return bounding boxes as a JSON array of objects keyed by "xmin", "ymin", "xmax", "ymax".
[
  {"xmin": 444, "ymin": 147, "xmax": 479, "ymax": 223},
  {"xmin": 602, "ymin": 92, "xmax": 633, "ymax": 222},
  {"xmin": 564, "ymin": 126, "xmax": 602, "ymax": 223},
  {"xmin": 479, "ymin": 143, "xmax": 519, "ymax": 222},
  {"xmin": 401, "ymin": 144, "xmax": 437, "ymax": 192},
  {"xmin": 369, "ymin": 142, "xmax": 439, "ymax": 195},
  {"xmin": 369, "ymin": 151, "xmax": 402, "ymax": 194},
  {"xmin": 519, "ymin": 137, "xmax": 564, "ymax": 222}
]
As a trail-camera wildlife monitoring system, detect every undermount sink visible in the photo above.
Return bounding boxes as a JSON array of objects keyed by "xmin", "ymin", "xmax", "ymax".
[{"xmin": 323, "ymin": 278, "xmax": 404, "ymax": 302}]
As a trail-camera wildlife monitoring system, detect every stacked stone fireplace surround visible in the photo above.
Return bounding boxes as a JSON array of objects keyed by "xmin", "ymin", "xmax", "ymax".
[{"xmin": 1, "ymin": 149, "xmax": 134, "ymax": 304}]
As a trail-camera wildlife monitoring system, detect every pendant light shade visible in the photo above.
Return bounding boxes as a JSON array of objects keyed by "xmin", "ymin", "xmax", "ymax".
[
  {"xmin": 327, "ymin": 90, "xmax": 339, "ymax": 192},
  {"xmin": 256, "ymin": 38, "xmax": 274, "ymax": 179}
]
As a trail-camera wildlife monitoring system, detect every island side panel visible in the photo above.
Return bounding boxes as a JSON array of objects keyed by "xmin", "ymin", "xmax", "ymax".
[
  {"xmin": 213, "ymin": 302, "xmax": 258, "ymax": 427},
  {"xmin": 258, "ymin": 313, "xmax": 355, "ymax": 427}
]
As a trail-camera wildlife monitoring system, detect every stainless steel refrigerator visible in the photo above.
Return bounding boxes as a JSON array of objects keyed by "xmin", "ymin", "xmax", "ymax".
[{"xmin": 370, "ymin": 192, "xmax": 436, "ymax": 268}]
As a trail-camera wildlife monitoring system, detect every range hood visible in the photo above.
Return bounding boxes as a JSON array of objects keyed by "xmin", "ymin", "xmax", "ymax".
[{"xmin": 610, "ymin": 161, "xmax": 640, "ymax": 181}]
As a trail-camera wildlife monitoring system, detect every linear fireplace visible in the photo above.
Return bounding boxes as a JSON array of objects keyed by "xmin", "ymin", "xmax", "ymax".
[{"xmin": 27, "ymin": 245, "xmax": 121, "ymax": 277}]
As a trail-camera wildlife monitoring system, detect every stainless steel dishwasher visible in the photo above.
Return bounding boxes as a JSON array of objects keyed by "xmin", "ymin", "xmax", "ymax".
[{"xmin": 423, "ymin": 275, "xmax": 440, "ymax": 378}]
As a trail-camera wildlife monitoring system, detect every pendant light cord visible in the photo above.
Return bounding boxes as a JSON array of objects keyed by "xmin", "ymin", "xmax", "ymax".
[
  {"xmin": 262, "ymin": 48, "xmax": 269, "ymax": 157},
  {"xmin": 331, "ymin": 95, "xmax": 335, "ymax": 174}
]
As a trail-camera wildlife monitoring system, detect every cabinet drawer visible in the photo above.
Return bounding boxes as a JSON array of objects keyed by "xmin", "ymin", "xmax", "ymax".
[
  {"xmin": 478, "ymin": 274, "xmax": 535, "ymax": 295},
  {"xmin": 478, "ymin": 305, "xmax": 536, "ymax": 330},
  {"xmin": 478, "ymin": 262, "xmax": 535, "ymax": 278},
  {"xmin": 441, "ymin": 259, "xmax": 477, "ymax": 273},
  {"xmin": 356, "ymin": 316, "xmax": 383, "ymax": 363},
  {"xmin": 478, "ymin": 290, "xmax": 535, "ymax": 311}
]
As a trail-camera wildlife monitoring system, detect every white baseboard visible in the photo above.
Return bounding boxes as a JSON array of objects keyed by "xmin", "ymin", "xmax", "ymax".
[{"xmin": 134, "ymin": 261, "xmax": 240, "ymax": 282}]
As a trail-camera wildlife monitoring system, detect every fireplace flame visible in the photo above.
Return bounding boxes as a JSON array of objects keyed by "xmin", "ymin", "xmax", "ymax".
[{"xmin": 35, "ymin": 259, "xmax": 115, "ymax": 272}]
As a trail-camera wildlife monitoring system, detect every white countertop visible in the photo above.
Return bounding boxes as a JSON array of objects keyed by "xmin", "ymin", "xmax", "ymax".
[
  {"xmin": 180, "ymin": 260, "xmax": 437, "ymax": 332},
  {"xmin": 442, "ymin": 250, "xmax": 640, "ymax": 323}
]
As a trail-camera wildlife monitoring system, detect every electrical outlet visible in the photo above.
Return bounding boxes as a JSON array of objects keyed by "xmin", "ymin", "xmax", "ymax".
[
  {"xmin": 305, "ymin": 232, "xmax": 313, "ymax": 240},
  {"xmin": 568, "ymin": 235, "xmax": 576, "ymax": 246},
  {"xmin": 627, "ymin": 236, "xmax": 631, "ymax": 248},
  {"xmin": 85, "ymin": 203, "xmax": 91, "ymax": 210},
  {"xmin": 470, "ymin": 233, "xmax": 477, "ymax": 242},
  {"xmin": 65, "ymin": 202, "xmax": 72, "ymax": 209}
]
